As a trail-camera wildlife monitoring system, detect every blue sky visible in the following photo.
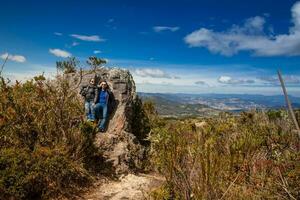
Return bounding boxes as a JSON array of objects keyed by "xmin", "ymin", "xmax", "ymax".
[{"xmin": 1, "ymin": 0, "xmax": 300, "ymax": 96}]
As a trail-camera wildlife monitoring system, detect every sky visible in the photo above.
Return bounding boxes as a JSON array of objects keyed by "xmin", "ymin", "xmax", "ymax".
[{"xmin": 1, "ymin": 0, "xmax": 300, "ymax": 96}]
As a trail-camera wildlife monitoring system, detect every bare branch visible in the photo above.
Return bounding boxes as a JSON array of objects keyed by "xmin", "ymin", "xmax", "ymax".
[
  {"xmin": 277, "ymin": 70, "xmax": 300, "ymax": 139},
  {"xmin": 219, "ymin": 172, "xmax": 241, "ymax": 200},
  {"xmin": 0, "ymin": 55, "xmax": 9, "ymax": 76},
  {"xmin": 70, "ymin": 68, "xmax": 83, "ymax": 91},
  {"xmin": 276, "ymin": 167, "xmax": 297, "ymax": 200}
]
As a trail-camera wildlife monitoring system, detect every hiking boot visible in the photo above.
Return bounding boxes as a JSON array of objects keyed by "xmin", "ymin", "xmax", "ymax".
[
  {"xmin": 95, "ymin": 127, "xmax": 105, "ymax": 133},
  {"xmin": 99, "ymin": 128, "xmax": 105, "ymax": 133}
]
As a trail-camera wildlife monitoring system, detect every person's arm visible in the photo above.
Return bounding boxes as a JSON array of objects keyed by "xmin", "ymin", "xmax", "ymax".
[
  {"xmin": 79, "ymin": 86, "xmax": 83, "ymax": 94},
  {"xmin": 94, "ymin": 88, "xmax": 99, "ymax": 104},
  {"xmin": 79, "ymin": 85, "xmax": 87, "ymax": 96},
  {"xmin": 106, "ymin": 91, "xmax": 109, "ymax": 104}
]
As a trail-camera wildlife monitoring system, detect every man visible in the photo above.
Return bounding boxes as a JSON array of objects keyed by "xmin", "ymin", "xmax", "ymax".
[
  {"xmin": 79, "ymin": 78, "xmax": 97, "ymax": 121},
  {"xmin": 93, "ymin": 80, "xmax": 114, "ymax": 132}
]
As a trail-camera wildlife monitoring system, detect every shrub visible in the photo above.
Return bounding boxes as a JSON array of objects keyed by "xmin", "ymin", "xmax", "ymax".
[
  {"xmin": 0, "ymin": 147, "xmax": 91, "ymax": 199},
  {"xmin": 0, "ymin": 75, "xmax": 99, "ymax": 199},
  {"xmin": 150, "ymin": 110, "xmax": 299, "ymax": 199},
  {"xmin": 56, "ymin": 57, "xmax": 79, "ymax": 74}
]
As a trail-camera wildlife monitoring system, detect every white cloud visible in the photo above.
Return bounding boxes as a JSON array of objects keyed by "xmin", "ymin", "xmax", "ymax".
[
  {"xmin": 93, "ymin": 50, "xmax": 102, "ymax": 54},
  {"xmin": 280, "ymin": 75, "xmax": 300, "ymax": 84},
  {"xmin": 49, "ymin": 49, "xmax": 71, "ymax": 58},
  {"xmin": 195, "ymin": 80, "xmax": 207, "ymax": 85},
  {"xmin": 0, "ymin": 53, "xmax": 26, "ymax": 63},
  {"xmin": 108, "ymin": 18, "xmax": 114, "ymax": 23},
  {"xmin": 258, "ymin": 76, "xmax": 278, "ymax": 83},
  {"xmin": 3, "ymin": 64, "xmax": 57, "ymax": 83},
  {"xmin": 54, "ymin": 32, "xmax": 63, "ymax": 36},
  {"xmin": 153, "ymin": 26, "xmax": 180, "ymax": 32},
  {"xmin": 70, "ymin": 34, "xmax": 105, "ymax": 42},
  {"xmin": 132, "ymin": 68, "xmax": 177, "ymax": 79},
  {"xmin": 107, "ymin": 57, "xmax": 300, "ymax": 95},
  {"xmin": 218, "ymin": 76, "xmax": 255, "ymax": 84},
  {"xmin": 258, "ymin": 75, "xmax": 300, "ymax": 85},
  {"xmin": 71, "ymin": 42, "xmax": 79, "ymax": 47},
  {"xmin": 184, "ymin": 1, "xmax": 300, "ymax": 57}
]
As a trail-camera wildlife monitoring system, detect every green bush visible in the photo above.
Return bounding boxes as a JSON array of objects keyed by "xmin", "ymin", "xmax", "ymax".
[
  {"xmin": 0, "ymin": 75, "xmax": 99, "ymax": 199},
  {"xmin": 0, "ymin": 147, "xmax": 91, "ymax": 199}
]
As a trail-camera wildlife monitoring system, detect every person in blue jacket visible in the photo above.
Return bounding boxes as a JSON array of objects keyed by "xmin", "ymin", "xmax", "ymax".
[{"xmin": 93, "ymin": 80, "xmax": 114, "ymax": 132}]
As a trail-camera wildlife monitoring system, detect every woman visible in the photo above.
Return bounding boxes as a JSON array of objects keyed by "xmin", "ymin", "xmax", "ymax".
[
  {"xmin": 79, "ymin": 78, "xmax": 97, "ymax": 121},
  {"xmin": 93, "ymin": 80, "xmax": 113, "ymax": 132}
]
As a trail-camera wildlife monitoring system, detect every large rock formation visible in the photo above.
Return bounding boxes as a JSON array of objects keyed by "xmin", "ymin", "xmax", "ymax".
[{"xmin": 67, "ymin": 67, "xmax": 146, "ymax": 174}]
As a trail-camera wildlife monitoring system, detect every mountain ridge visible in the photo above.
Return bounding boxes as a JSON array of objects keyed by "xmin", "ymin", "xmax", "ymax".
[{"xmin": 138, "ymin": 92, "xmax": 300, "ymax": 117}]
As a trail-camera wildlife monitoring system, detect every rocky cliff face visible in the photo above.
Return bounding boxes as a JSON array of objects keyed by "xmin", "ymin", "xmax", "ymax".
[{"xmin": 66, "ymin": 67, "xmax": 146, "ymax": 174}]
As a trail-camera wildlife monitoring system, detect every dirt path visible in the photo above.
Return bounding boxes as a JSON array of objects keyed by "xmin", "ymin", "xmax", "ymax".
[{"xmin": 79, "ymin": 173, "xmax": 164, "ymax": 200}]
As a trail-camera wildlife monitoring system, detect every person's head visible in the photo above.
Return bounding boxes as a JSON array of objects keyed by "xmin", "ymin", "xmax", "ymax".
[
  {"xmin": 98, "ymin": 80, "xmax": 108, "ymax": 90},
  {"xmin": 89, "ymin": 78, "xmax": 95, "ymax": 85}
]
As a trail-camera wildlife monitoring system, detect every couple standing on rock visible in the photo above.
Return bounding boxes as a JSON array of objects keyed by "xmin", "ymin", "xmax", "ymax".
[{"xmin": 80, "ymin": 78, "xmax": 114, "ymax": 132}]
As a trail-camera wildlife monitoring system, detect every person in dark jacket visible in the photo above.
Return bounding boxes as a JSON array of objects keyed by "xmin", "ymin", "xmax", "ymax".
[
  {"xmin": 93, "ymin": 80, "xmax": 114, "ymax": 132},
  {"xmin": 79, "ymin": 78, "xmax": 97, "ymax": 121}
]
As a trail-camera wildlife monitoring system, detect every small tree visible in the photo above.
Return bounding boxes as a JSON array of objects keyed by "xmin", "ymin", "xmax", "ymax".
[
  {"xmin": 56, "ymin": 57, "xmax": 79, "ymax": 74},
  {"xmin": 87, "ymin": 56, "xmax": 107, "ymax": 71}
]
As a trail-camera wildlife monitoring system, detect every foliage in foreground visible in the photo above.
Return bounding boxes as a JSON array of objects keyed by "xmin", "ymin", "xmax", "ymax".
[
  {"xmin": 147, "ymin": 105, "xmax": 300, "ymax": 199},
  {"xmin": 0, "ymin": 75, "xmax": 99, "ymax": 199}
]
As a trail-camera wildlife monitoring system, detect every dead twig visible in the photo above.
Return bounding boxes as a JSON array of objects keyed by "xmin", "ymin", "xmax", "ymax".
[
  {"xmin": 277, "ymin": 70, "xmax": 300, "ymax": 139},
  {"xmin": 219, "ymin": 172, "xmax": 241, "ymax": 200},
  {"xmin": 70, "ymin": 68, "xmax": 84, "ymax": 91},
  {"xmin": 276, "ymin": 167, "xmax": 297, "ymax": 200},
  {"xmin": 0, "ymin": 55, "xmax": 9, "ymax": 76},
  {"xmin": 69, "ymin": 68, "xmax": 95, "ymax": 92}
]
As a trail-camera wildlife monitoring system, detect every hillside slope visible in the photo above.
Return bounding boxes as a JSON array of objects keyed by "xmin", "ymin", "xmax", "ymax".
[{"xmin": 139, "ymin": 93, "xmax": 220, "ymax": 117}]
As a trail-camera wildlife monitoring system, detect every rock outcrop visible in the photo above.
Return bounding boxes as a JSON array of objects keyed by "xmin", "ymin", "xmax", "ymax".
[{"xmin": 67, "ymin": 67, "xmax": 146, "ymax": 174}]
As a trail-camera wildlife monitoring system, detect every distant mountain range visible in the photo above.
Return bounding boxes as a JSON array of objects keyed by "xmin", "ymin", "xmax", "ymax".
[{"xmin": 138, "ymin": 92, "xmax": 300, "ymax": 117}]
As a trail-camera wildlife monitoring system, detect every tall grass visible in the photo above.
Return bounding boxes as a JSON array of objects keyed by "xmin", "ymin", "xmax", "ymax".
[{"xmin": 149, "ymin": 108, "xmax": 299, "ymax": 199}]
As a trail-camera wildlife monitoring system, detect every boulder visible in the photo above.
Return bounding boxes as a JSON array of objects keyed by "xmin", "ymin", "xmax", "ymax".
[{"xmin": 68, "ymin": 67, "xmax": 146, "ymax": 174}]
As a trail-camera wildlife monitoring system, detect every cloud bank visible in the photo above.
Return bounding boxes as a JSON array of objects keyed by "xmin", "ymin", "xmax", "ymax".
[
  {"xmin": 133, "ymin": 68, "xmax": 178, "ymax": 79},
  {"xmin": 54, "ymin": 32, "xmax": 63, "ymax": 36},
  {"xmin": 258, "ymin": 75, "xmax": 300, "ymax": 85},
  {"xmin": 153, "ymin": 26, "xmax": 180, "ymax": 32},
  {"xmin": 93, "ymin": 50, "xmax": 102, "ymax": 54},
  {"xmin": 49, "ymin": 49, "xmax": 71, "ymax": 58},
  {"xmin": 184, "ymin": 2, "xmax": 300, "ymax": 57},
  {"xmin": 70, "ymin": 34, "xmax": 105, "ymax": 42},
  {"xmin": 0, "ymin": 53, "xmax": 26, "ymax": 63},
  {"xmin": 195, "ymin": 80, "xmax": 207, "ymax": 86},
  {"xmin": 218, "ymin": 76, "xmax": 255, "ymax": 84}
]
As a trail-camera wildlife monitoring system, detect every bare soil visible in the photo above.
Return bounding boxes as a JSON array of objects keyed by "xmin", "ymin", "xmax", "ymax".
[{"xmin": 77, "ymin": 173, "xmax": 164, "ymax": 200}]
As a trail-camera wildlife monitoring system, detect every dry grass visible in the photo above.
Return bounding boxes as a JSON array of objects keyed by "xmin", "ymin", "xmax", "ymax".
[{"xmin": 148, "ymin": 108, "xmax": 300, "ymax": 199}]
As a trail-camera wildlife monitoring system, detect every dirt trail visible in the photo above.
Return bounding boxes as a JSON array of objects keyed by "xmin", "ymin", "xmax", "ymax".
[{"xmin": 79, "ymin": 173, "xmax": 164, "ymax": 200}]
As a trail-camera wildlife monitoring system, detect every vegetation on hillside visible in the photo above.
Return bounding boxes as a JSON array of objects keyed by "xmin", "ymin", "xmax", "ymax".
[
  {"xmin": 144, "ymin": 102, "xmax": 300, "ymax": 199},
  {"xmin": 0, "ymin": 56, "xmax": 148, "ymax": 199},
  {"xmin": 0, "ymin": 73, "xmax": 102, "ymax": 199},
  {"xmin": 1, "ymin": 55, "xmax": 299, "ymax": 199}
]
